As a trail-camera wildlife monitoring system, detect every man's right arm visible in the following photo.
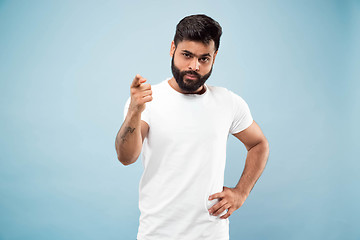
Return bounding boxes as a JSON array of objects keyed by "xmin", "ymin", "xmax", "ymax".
[{"xmin": 115, "ymin": 74, "xmax": 152, "ymax": 166}]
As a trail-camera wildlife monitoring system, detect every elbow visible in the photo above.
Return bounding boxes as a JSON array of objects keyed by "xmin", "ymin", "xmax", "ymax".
[
  {"xmin": 250, "ymin": 138, "xmax": 270, "ymax": 160},
  {"xmin": 117, "ymin": 153, "xmax": 137, "ymax": 166},
  {"xmin": 264, "ymin": 138, "xmax": 270, "ymax": 154},
  {"xmin": 115, "ymin": 145, "xmax": 136, "ymax": 166},
  {"xmin": 261, "ymin": 138, "xmax": 270, "ymax": 165},
  {"xmin": 118, "ymin": 158, "xmax": 129, "ymax": 166},
  {"xmin": 117, "ymin": 156, "xmax": 132, "ymax": 166},
  {"xmin": 248, "ymin": 137, "xmax": 269, "ymax": 154},
  {"xmin": 261, "ymin": 138, "xmax": 270, "ymax": 158}
]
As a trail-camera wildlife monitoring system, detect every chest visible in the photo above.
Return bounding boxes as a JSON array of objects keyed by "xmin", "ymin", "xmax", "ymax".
[{"xmin": 147, "ymin": 94, "xmax": 232, "ymax": 145}]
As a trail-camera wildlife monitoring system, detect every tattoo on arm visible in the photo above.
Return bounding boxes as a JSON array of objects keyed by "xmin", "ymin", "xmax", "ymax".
[{"xmin": 121, "ymin": 127, "xmax": 136, "ymax": 142}]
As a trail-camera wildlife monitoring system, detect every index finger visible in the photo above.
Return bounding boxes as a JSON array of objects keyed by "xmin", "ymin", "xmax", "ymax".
[
  {"xmin": 209, "ymin": 191, "xmax": 224, "ymax": 200},
  {"xmin": 131, "ymin": 74, "xmax": 146, "ymax": 87}
]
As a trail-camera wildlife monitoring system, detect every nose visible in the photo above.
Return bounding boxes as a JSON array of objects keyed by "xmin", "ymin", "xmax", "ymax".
[{"xmin": 189, "ymin": 58, "xmax": 200, "ymax": 71}]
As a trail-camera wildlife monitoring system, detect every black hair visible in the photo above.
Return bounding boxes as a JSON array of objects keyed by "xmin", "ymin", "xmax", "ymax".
[{"xmin": 173, "ymin": 14, "xmax": 222, "ymax": 52}]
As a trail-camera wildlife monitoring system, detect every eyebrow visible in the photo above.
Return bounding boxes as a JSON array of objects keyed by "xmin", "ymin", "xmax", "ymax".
[{"xmin": 181, "ymin": 50, "xmax": 212, "ymax": 58}]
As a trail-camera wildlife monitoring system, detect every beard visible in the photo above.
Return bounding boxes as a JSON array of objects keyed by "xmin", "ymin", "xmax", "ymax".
[{"xmin": 171, "ymin": 56, "xmax": 213, "ymax": 93}]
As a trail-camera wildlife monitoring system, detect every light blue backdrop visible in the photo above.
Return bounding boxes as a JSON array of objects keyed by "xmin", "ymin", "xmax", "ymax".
[{"xmin": 1, "ymin": 0, "xmax": 359, "ymax": 239}]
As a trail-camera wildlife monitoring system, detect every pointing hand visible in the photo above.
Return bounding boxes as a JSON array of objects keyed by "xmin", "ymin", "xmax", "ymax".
[{"xmin": 129, "ymin": 74, "xmax": 152, "ymax": 113}]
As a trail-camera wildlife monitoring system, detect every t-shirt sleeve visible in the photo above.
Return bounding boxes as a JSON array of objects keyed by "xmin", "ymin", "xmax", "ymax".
[
  {"xmin": 228, "ymin": 91, "xmax": 253, "ymax": 134},
  {"xmin": 123, "ymin": 97, "xmax": 150, "ymax": 124}
]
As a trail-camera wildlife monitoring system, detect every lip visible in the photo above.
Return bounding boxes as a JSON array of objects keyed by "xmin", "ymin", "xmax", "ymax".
[{"xmin": 185, "ymin": 74, "xmax": 198, "ymax": 80}]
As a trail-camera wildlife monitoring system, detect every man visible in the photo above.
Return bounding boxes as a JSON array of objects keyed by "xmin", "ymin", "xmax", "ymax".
[{"xmin": 115, "ymin": 14, "xmax": 269, "ymax": 240}]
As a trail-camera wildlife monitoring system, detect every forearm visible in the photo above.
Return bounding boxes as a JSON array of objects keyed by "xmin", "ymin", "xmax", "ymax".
[
  {"xmin": 115, "ymin": 111, "xmax": 143, "ymax": 165},
  {"xmin": 235, "ymin": 140, "xmax": 269, "ymax": 197}
]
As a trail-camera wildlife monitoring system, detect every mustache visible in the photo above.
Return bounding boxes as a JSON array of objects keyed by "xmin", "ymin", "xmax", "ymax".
[{"xmin": 183, "ymin": 71, "xmax": 200, "ymax": 77}]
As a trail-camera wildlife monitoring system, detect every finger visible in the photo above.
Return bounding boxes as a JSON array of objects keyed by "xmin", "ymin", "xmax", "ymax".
[
  {"xmin": 208, "ymin": 199, "xmax": 227, "ymax": 214},
  {"xmin": 220, "ymin": 212, "xmax": 231, "ymax": 219},
  {"xmin": 133, "ymin": 89, "xmax": 152, "ymax": 101},
  {"xmin": 220, "ymin": 207, "xmax": 235, "ymax": 219},
  {"xmin": 138, "ymin": 90, "xmax": 152, "ymax": 99},
  {"xmin": 131, "ymin": 74, "xmax": 141, "ymax": 87},
  {"xmin": 137, "ymin": 94, "xmax": 153, "ymax": 105},
  {"xmin": 142, "ymin": 95, "xmax": 153, "ymax": 103},
  {"xmin": 139, "ymin": 83, "xmax": 151, "ymax": 91},
  {"xmin": 141, "ymin": 90, "xmax": 152, "ymax": 98},
  {"xmin": 212, "ymin": 203, "xmax": 231, "ymax": 216},
  {"xmin": 209, "ymin": 192, "xmax": 225, "ymax": 200},
  {"xmin": 131, "ymin": 74, "xmax": 146, "ymax": 87}
]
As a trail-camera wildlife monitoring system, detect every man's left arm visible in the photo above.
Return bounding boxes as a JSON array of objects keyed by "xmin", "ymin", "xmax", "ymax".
[{"xmin": 208, "ymin": 121, "xmax": 270, "ymax": 219}]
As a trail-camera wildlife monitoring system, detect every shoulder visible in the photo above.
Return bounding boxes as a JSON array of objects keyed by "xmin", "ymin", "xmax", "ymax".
[
  {"xmin": 207, "ymin": 84, "xmax": 239, "ymax": 99},
  {"xmin": 207, "ymin": 84, "xmax": 249, "ymax": 107}
]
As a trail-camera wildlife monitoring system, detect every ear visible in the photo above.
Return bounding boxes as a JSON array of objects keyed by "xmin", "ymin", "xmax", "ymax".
[
  {"xmin": 170, "ymin": 41, "xmax": 176, "ymax": 57},
  {"xmin": 212, "ymin": 50, "xmax": 218, "ymax": 64}
]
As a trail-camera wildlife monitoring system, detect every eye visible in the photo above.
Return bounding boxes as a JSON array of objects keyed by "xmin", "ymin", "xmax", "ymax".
[
  {"xmin": 182, "ymin": 53, "xmax": 192, "ymax": 58},
  {"xmin": 200, "ymin": 57, "xmax": 210, "ymax": 63}
]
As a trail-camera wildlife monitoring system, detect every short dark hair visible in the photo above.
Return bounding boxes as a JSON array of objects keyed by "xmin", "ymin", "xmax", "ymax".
[{"xmin": 173, "ymin": 14, "xmax": 222, "ymax": 52}]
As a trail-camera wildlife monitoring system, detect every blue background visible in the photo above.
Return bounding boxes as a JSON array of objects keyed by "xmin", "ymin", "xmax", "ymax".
[{"xmin": 1, "ymin": 0, "xmax": 359, "ymax": 239}]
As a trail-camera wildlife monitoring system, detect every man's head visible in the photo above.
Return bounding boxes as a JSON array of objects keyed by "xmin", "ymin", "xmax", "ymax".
[
  {"xmin": 173, "ymin": 14, "xmax": 222, "ymax": 52},
  {"xmin": 170, "ymin": 14, "xmax": 222, "ymax": 93}
]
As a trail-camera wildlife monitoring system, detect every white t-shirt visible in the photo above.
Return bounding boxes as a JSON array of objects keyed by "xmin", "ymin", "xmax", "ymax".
[{"xmin": 124, "ymin": 79, "xmax": 253, "ymax": 240}]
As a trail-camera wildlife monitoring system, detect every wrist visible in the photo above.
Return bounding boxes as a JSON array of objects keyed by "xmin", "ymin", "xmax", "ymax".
[
  {"xmin": 127, "ymin": 106, "xmax": 143, "ymax": 118},
  {"xmin": 233, "ymin": 186, "xmax": 249, "ymax": 199}
]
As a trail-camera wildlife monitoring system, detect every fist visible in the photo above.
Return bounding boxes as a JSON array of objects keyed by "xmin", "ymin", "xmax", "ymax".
[{"xmin": 129, "ymin": 74, "xmax": 152, "ymax": 113}]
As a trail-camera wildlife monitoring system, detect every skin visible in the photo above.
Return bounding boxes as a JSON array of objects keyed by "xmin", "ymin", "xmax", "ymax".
[
  {"xmin": 115, "ymin": 75, "xmax": 151, "ymax": 165},
  {"xmin": 115, "ymin": 39, "xmax": 269, "ymax": 220},
  {"xmin": 169, "ymin": 40, "xmax": 217, "ymax": 94},
  {"xmin": 208, "ymin": 123, "xmax": 269, "ymax": 219}
]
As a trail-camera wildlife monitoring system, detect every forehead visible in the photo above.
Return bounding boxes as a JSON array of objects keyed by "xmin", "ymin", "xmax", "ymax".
[{"xmin": 176, "ymin": 40, "xmax": 216, "ymax": 55}]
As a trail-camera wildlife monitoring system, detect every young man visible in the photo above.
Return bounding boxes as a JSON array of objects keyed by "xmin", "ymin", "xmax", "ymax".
[{"xmin": 115, "ymin": 14, "xmax": 269, "ymax": 240}]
